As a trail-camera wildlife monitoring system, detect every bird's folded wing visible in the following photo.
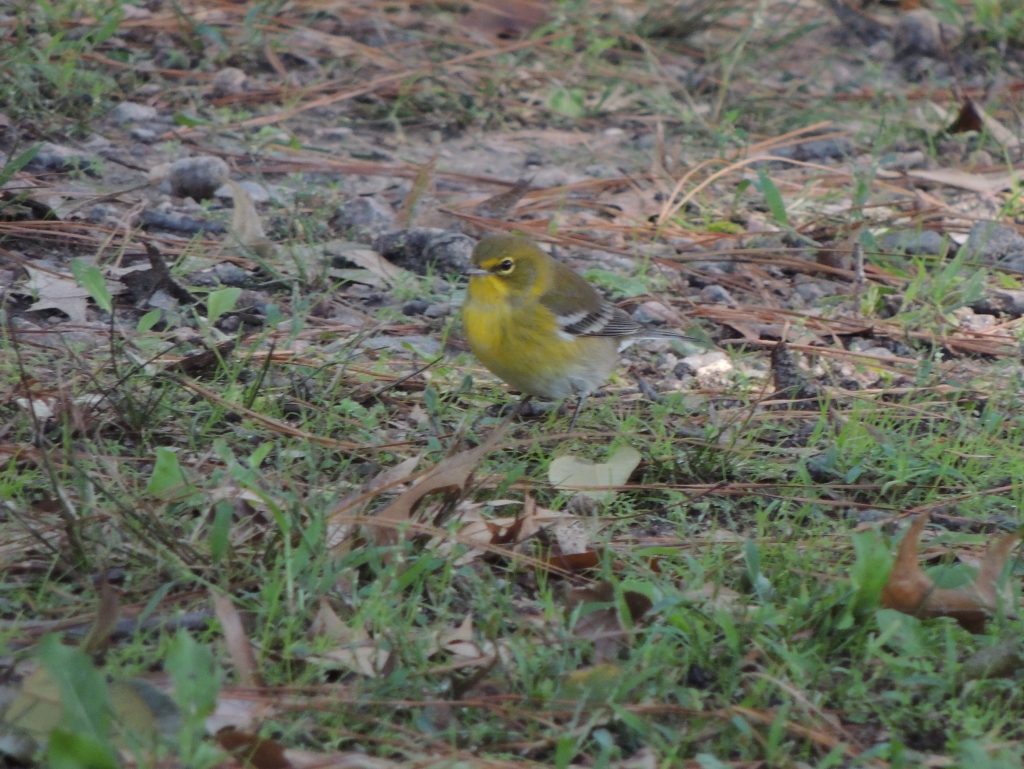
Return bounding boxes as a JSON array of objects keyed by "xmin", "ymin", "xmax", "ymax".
[{"xmin": 556, "ymin": 302, "xmax": 643, "ymax": 337}]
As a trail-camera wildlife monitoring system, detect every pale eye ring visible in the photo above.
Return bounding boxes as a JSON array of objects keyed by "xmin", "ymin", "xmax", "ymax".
[{"xmin": 499, "ymin": 259, "xmax": 514, "ymax": 272}]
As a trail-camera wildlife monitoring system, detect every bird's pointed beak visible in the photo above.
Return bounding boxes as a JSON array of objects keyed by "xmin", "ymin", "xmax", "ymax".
[{"xmin": 463, "ymin": 266, "xmax": 487, "ymax": 276}]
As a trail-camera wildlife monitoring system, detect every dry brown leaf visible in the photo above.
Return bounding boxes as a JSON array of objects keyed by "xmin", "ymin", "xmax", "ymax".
[
  {"xmin": 212, "ymin": 590, "xmax": 262, "ymax": 687},
  {"xmin": 903, "ymin": 167, "xmax": 1022, "ymax": 193},
  {"xmin": 463, "ymin": 0, "xmax": 550, "ymax": 41},
  {"xmin": 324, "ymin": 240, "xmax": 416, "ymax": 287},
  {"xmin": 20, "ymin": 266, "xmax": 91, "ymax": 323},
  {"xmin": 566, "ymin": 581, "xmax": 652, "ymax": 663},
  {"xmin": 309, "ymin": 614, "xmax": 390, "ymax": 678},
  {"xmin": 206, "ymin": 687, "xmax": 279, "ymax": 734},
  {"xmin": 881, "ymin": 513, "xmax": 1022, "ymax": 633},
  {"xmin": 947, "ymin": 98, "xmax": 1020, "ymax": 149},
  {"xmin": 369, "ymin": 425, "xmax": 507, "ymax": 545},
  {"xmin": 81, "ymin": 577, "xmax": 120, "ymax": 657},
  {"xmin": 217, "ymin": 726, "xmax": 292, "ymax": 769},
  {"xmin": 310, "ymin": 599, "xmax": 348, "ymax": 643},
  {"xmin": 227, "ymin": 180, "xmax": 274, "ymax": 257}
]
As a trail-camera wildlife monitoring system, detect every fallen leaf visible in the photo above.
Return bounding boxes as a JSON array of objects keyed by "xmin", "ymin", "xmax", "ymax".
[
  {"xmin": 310, "ymin": 599, "xmax": 348, "ymax": 642},
  {"xmin": 549, "ymin": 445, "xmax": 642, "ymax": 503},
  {"xmin": 311, "ymin": 625, "xmax": 391, "ymax": 678},
  {"xmin": 326, "ymin": 455, "xmax": 421, "ymax": 550},
  {"xmin": 566, "ymin": 581, "xmax": 653, "ymax": 662},
  {"xmin": 81, "ymin": 577, "xmax": 120, "ymax": 657},
  {"xmin": 463, "ymin": 1, "xmax": 549, "ymax": 40},
  {"xmin": 217, "ymin": 726, "xmax": 292, "ymax": 769},
  {"xmin": 227, "ymin": 180, "xmax": 274, "ymax": 257},
  {"xmin": 367, "ymin": 425, "xmax": 507, "ymax": 545},
  {"xmin": 324, "ymin": 240, "xmax": 416, "ymax": 287},
  {"xmin": 946, "ymin": 97, "xmax": 1020, "ymax": 149},
  {"xmin": 902, "ymin": 167, "xmax": 1022, "ymax": 193},
  {"xmin": 212, "ymin": 590, "xmax": 262, "ymax": 687},
  {"xmin": 959, "ymin": 638, "xmax": 1024, "ymax": 682},
  {"xmin": 20, "ymin": 266, "xmax": 91, "ymax": 323},
  {"xmin": 880, "ymin": 513, "xmax": 1022, "ymax": 632}
]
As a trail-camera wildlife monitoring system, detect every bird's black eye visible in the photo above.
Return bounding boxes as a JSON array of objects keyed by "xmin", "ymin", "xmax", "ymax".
[{"xmin": 498, "ymin": 259, "xmax": 514, "ymax": 273}]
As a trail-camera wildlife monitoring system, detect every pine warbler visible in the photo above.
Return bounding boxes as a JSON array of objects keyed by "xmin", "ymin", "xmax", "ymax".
[{"xmin": 462, "ymin": 234, "xmax": 688, "ymax": 425}]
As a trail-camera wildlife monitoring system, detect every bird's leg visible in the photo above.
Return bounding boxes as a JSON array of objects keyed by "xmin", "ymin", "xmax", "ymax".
[{"xmin": 568, "ymin": 394, "xmax": 588, "ymax": 431}]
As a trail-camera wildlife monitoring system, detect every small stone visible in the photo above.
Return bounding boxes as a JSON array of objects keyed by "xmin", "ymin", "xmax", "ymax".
[
  {"xmin": 402, "ymin": 299, "xmax": 430, "ymax": 316},
  {"xmin": 974, "ymin": 288, "xmax": 1024, "ymax": 317},
  {"xmin": 893, "ymin": 9, "xmax": 943, "ymax": 60},
  {"xmin": 678, "ymin": 351, "xmax": 733, "ymax": 385},
  {"xmin": 215, "ymin": 180, "xmax": 270, "ymax": 203},
  {"xmin": 27, "ymin": 142, "xmax": 98, "ymax": 175},
  {"xmin": 959, "ymin": 221, "xmax": 1024, "ymax": 271},
  {"xmin": 953, "ymin": 307, "xmax": 996, "ymax": 332},
  {"xmin": 423, "ymin": 302, "xmax": 451, "ymax": 319},
  {"xmin": 632, "ymin": 300, "xmax": 680, "ymax": 325},
  {"xmin": 792, "ymin": 278, "xmax": 828, "ymax": 304},
  {"xmin": 112, "ymin": 101, "xmax": 157, "ymax": 124},
  {"xmin": 771, "ymin": 137, "xmax": 853, "ymax": 163},
  {"xmin": 331, "ymin": 197, "xmax": 395, "ymax": 240},
  {"xmin": 878, "ymin": 229, "xmax": 949, "ymax": 256},
  {"xmin": 689, "ymin": 259, "xmax": 735, "ymax": 275},
  {"xmin": 374, "ymin": 228, "xmax": 474, "ymax": 276},
  {"xmin": 166, "ymin": 155, "xmax": 230, "ymax": 200},
  {"xmin": 363, "ymin": 334, "xmax": 441, "ymax": 358},
  {"xmin": 211, "ymin": 263, "xmax": 254, "ymax": 287},
  {"xmin": 699, "ymin": 285, "xmax": 734, "ymax": 305},
  {"xmin": 130, "ymin": 127, "xmax": 158, "ymax": 142},
  {"xmin": 211, "ymin": 67, "xmax": 247, "ymax": 97},
  {"xmin": 878, "ymin": 150, "xmax": 926, "ymax": 172}
]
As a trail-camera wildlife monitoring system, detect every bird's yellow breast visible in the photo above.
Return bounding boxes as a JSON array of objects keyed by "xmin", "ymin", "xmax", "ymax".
[{"xmin": 462, "ymin": 274, "xmax": 617, "ymax": 399}]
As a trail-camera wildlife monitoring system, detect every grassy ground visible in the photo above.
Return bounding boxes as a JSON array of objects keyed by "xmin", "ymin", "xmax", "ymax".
[{"xmin": 1, "ymin": 1, "xmax": 1024, "ymax": 767}]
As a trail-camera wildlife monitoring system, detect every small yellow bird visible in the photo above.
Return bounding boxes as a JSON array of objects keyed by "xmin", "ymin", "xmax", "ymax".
[{"xmin": 462, "ymin": 234, "xmax": 689, "ymax": 426}]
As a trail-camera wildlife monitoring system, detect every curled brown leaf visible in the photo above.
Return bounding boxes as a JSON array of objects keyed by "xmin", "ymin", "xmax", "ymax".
[{"xmin": 881, "ymin": 513, "xmax": 1022, "ymax": 633}]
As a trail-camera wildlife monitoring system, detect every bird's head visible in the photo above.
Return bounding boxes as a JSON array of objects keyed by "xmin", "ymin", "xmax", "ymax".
[{"xmin": 466, "ymin": 235, "xmax": 546, "ymax": 295}]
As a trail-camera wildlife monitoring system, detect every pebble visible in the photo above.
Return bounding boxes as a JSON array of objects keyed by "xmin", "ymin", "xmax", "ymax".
[
  {"xmin": 893, "ymin": 9, "xmax": 943, "ymax": 60},
  {"xmin": 166, "ymin": 155, "xmax": 230, "ymax": 200},
  {"xmin": 632, "ymin": 300, "xmax": 680, "ymax": 325},
  {"xmin": 139, "ymin": 208, "xmax": 225, "ymax": 235},
  {"xmin": 111, "ymin": 101, "xmax": 157, "ymax": 124},
  {"xmin": 973, "ymin": 288, "xmax": 1024, "ymax": 317},
  {"xmin": 423, "ymin": 302, "xmax": 451, "ymax": 319},
  {"xmin": 215, "ymin": 180, "xmax": 270, "ymax": 203},
  {"xmin": 363, "ymin": 334, "xmax": 441, "ymax": 358},
  {"xmin": 401, "ymin": 299, "xmax": 430, "ymax": 316},
  {"xmin": 211, "ymin": 67, "xmax": 247, "ymax": 97},
  {"xmin": 878, "ymin": 150, "xmax": 927, "ymax": 172},
  {"xmin": 331, "ymin": 197, "xmax": 395, "ymax": 240},
  {"xmin": 677, "ymin": 351, "xmax": 733, "ymax": 384},
  {"xmin": 130, "ymin": 127, "xmax": 159, "ymax": 142},
  {"xmin": 792, "ymin": 277, "xmax": 829, "ymax": 304},
  {"xmin": 374, "ymin": 228, "xmax": 474, "ymax": 276},
  {"xmin": 771, "ymin": 137, "xmax": 853, "ymax": 163},
  {"xmin": 699, "ymin": 284, "xmax": 735, "ymax": 305},
  {"xmin": 27, "ymin": 142, "xmax": 98, "ymax": 175},
  {"xmin": 959, "ymin": 221, "xmax": 1024, "ymax": 271},
  {"xmin": 953, "ymin": 307, "xmax": 996, "ymax": 332},
  {"xmin": 878, "ymin": 229, "xmax": 948, "ymax": 256}
]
